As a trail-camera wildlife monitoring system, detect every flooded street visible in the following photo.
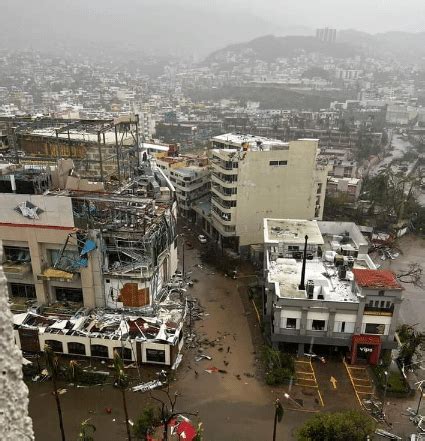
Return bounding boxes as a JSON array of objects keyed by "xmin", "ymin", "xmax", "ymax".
[
  {"xmin": 28, "ymin": 230, "xmax": 310, "ymax": 440},
  {"xmin": 379, "ymin": 234, "xmax": 425, "ymax": 332}
]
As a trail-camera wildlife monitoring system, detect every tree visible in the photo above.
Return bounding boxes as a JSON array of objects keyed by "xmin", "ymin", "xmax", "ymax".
[
  {"xmin": 78, "ymin": 419, "xmax": 96, "ymax": 441},
  {"xmin": 149, "ymin": 373, "xmax": 198, "ymax": 441},
  {"xmin": 44, "ymin": 344, "xmax": 66, "ymax": 441},
  {"xmin": 262, "ymin": 346, "xmax": 295, "ymax": 386},
  {"xmin": 397, "ymin": 324, "xmax": 425, "ymax": 368},
  {"xmin": 296, "ymin": 410, "xmax": 376, "ymax": 441},
  {"xmin": 397, "ymin": 263, "xmax": 424, "ymax": 288},
  {"xmin": 133, "ymin": 407, "xmax": 160, "ymax": 441},
  {"xmin": 113, "ymin": 351, "xmax": 132, "ymax": 441}
]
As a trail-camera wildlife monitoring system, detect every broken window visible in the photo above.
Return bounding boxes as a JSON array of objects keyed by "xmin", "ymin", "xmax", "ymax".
[
  {"xmin": 55, "ymin": 287, "xmax": 83, "ymax": 303},
  {"xmin": 45, "ymin": 340, "xmax": 63, "ymax": 353},
  {"xmin": 4, "ymin": 246, "xmax": 31, "ymax": 263},
  {"xmin": 311, "ymin": 320, "xmax": 326, "ymax": 331},
  {"xmin": 10, "ymin": 283, "xmax": 36, "ymax": 299},
  {"xmin": 146, "ymin": 348, "xmax": 166, "ymax": 363},
  {"xmin": 286, "ymin": 318, "xmax": 297, "ymax": 329},
  {"xmin": 91, "ymin": 344, "xmax": 109, "ymax": 358},
  {"xmin": 365, "ymin": 323, "xmax": 385, "ymax": 335},
  {"xmin": 114, "ymin": 347, "xmax": 132, "ymax": 361},
  {"xmin": 68, "ymin": 342, "xmax": 86, "ymax": 355}
]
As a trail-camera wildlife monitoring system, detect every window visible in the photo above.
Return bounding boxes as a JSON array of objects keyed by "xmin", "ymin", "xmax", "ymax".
[
  {"xmin": 312, "ymin": 320, "xmax": 326, "ymax": 331},
  {"xmin": 4, "ymin": 246, "xmax": 31, "ymax": 262},
  {"xmin": 146, "ymin": 348, "xmax": 166, "ymax": 363},
  {"xmin": 378, "ymin": 290, "xmax": 385, "ymax": 296},
  {"xmin": 10, "ymin": 283, "xmax": 36, "ymax": 299},
  {"xmin": 269, "ymin": 160, "xmax": 288, "ymax": 166},
  {"xmin": 288, "ymin": 246, "xmax": 299, "ymax": 251},
  {"xmin": 68, "ymin": 342, "xmax": 86, "ymax": 355},
  {"xmin": 269, "ymin": 161, "xmax": 278, "ymax": 166},
  {"xmin": 365, "ymin": 323, "xmax": 385, "ymax": 335},
  {"xmin": 45, "ymin": 340, "xmax": 63, "ymax": 353},
  {"xmin": 317, "ymin": 183, "xmax": 322, "ymax": 194},
  {"xmin": 286, "ymin": 318, "xmax": 297, "ymax": 329},
  {"xmin": 91, "ymin": 344, "xmax": 109, "ymax": 358},
  {"xmin": 114, "ymin": 347, "xmax": 132, "ymax": 361},
  {"xmin": 341, "ymin": 321, "xmax": 346, "ymax": 333},
  {"xmin": 55, "ymin": 287, "xmax": 83, "ymax": 303},
  {"xmin": 279, "ymin": 160, "xmax": 287, "ymax": 166}
]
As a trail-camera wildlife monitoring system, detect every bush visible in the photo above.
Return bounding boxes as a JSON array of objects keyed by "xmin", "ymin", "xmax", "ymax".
[
  {"xmin": 296, "ymin": 410, "xmax": 376, "ymax": 441},
  {"xmin": 372, "ymin": 365, "xmax": 409, "ymax": 395},
  {"xmin": 262, "ymin": 346, "xmax": 295, "ymax": 386},
  {"xmin": 133, "ymin": 407, "xmax": 161, "ymax": 440},
  {"xmin": 265, "ymin": 367, "xmax": 294, "ymax": 386}
]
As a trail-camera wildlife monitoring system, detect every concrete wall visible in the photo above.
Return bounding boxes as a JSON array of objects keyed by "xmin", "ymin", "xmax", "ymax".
[
  {"xmin": 216, "ymin": 140, "xmax": 328, "ymax": 247},
  {"xmin": 0, "ymin": 250, "xmax": 34, "ymax": 440}
]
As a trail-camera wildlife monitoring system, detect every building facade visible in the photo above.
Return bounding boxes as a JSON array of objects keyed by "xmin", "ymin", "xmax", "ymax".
[
  {"xmin": 196, "ymin": 134, "xmax": 329, "ymax": 253},
  {"xmin": 264, "ymin": 219, "xmax": 403, "ymax": 364}
]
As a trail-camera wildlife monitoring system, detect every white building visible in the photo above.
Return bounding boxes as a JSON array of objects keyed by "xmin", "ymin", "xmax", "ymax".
[
  {"xmin": 264, "ymin": 219, "xmax": 403, "ymax": 364},
  {"xmin": 195, "ymin": 134, "xmax": 329, "ymax": 255}
]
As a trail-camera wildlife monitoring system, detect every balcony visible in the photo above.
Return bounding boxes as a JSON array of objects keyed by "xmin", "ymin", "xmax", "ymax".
[
  {"xmin": 211, "ymin": 185, "xmax": 236, "ymax": 201},
  {"xmin": 212, "ymin": 210, "xmax": 234, "ymax": 226},
  {"xmin": 364, "ymin": 305, "xmax": 394, "ymax": 316},
  {"xmin": 212, "ymin": 173, "xmax": 236, "ymax": 188},
  {"xmin": 211, "ymin": 195, "xmax": 235, "ymax": 212}
]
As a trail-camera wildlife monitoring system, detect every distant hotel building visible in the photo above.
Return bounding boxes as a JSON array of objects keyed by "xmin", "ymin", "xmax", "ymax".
[{"xmin": 316, "ymin": 28, "xmax": 337, "ymax": 43}]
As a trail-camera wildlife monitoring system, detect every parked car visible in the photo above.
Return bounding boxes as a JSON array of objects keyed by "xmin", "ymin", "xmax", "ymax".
[{"xmin": 198, "ymin": 234, "xmax": 207, "ymax": 244}]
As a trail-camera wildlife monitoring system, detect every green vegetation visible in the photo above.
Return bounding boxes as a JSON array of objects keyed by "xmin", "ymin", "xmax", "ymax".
[
  {"xmin": 133, "ymin": 407, "xmax": 160, "ymax": 440},
  {"xmin": 185, "ymin": 85, "xmax": 343, "ymax": 111},
  {"xmin": 397, "ymin": 324, "xmax": 425, "ymax": 367},
  {"xmin": 372, "ymin": 365, "xmax": 409, "ymax": 395},
  {"xmin": 78, "ymin": 420, "xmax": 96, "ymax": 441},
  {"xmin": 296, "ymin": 410, "xmax": 376, "ymax": 441},
  {"xmin": 262, "ymin": 346, "xmax": 295, "ymax": 386}
]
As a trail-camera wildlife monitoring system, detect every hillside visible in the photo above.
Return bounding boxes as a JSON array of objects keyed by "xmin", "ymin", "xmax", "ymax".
[{"xmin": 205, "ymin": 35, "xmax": 359, "ymax": 63}]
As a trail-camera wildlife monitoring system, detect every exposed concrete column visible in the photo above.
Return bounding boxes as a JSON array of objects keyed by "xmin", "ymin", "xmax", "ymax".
[
  {"xmin": 297, "ymin": 343, "xmax": 305, "ymax": 356},
  {"xmin": 327, "ymin": 309, "xmax": 336, "ymax": 337},
  {"xmin": 354, "ymin": 300, "xmax": 366, "ymax": 334},
  {"xmin": 299, "ymin": 307, "xmax": 308, "ymax": 336},
  {"xmin": 388, "ymin": 300, "xmax": 402, "ymax": 339},
  {"xmin": 0, "ymin": 253, "xmax": 34, "ymax": 440},
  {"xmin": 27, "ymin": 234, "xmax": 49, "ymax": 304}
]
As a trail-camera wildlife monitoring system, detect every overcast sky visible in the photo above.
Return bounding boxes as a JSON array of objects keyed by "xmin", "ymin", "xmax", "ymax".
[{"xmin": 2, "ymin": 0, "xmax": 425, "ymax": 56}]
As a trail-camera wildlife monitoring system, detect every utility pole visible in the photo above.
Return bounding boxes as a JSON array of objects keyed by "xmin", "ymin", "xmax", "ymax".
[{"xmin": 416, "ymin": 382, "xmax": 425, "ymax": 415}]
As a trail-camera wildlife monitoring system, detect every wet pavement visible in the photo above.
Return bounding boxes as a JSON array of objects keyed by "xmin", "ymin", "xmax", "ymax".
[{"xmin": 26, "ymin": 228, "xmax": 425, "ymax": 440}]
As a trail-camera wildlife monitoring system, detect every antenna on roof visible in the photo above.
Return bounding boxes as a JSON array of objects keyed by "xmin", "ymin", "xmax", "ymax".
[{"xmin": 299, "ymin": 235, "xmax": 309, "ymax": 291}]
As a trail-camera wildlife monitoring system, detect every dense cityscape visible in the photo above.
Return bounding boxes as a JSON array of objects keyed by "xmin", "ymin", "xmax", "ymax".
[{"xmin": 1, "ymin": 3, "xmax": 425, "ymax": 440}]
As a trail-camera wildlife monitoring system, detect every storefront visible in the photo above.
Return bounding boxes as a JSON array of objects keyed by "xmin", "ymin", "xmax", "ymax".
[{"xmin": 350, "ymin": 334, "xmax": 381, "ymax": 365}]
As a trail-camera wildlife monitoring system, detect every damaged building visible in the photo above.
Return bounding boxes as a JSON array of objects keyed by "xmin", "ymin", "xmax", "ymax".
[
  {"xmin": 0, "ymin": 153, "xmax": 185, "ymax": 366},
  {"xmin": 263, "ymin": 219, "xmax": 403, "ymax": 365}
]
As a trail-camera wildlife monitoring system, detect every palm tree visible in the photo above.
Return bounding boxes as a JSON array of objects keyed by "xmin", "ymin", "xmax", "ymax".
[
  {"xmin": 113, "ymin": 350, "xmax": 132, "ymax": 441},
  {"xmin": 44, "ymin": 344, "xmax": 66, "ymax": 441},
  {"xmin": 78, "ymin": 419, "xmax": 96, "ymax": 441}
]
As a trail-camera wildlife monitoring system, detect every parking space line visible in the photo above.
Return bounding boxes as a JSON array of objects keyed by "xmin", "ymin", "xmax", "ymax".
[{"xmin": 343, "ymin": 358, "xmax": 374, "ymax": 408}]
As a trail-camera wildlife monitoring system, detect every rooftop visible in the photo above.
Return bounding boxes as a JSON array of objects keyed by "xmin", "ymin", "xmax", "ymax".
[
  {"xmin": 212, "ymin": 133, "xmax": 289, "ymax": 151},
  {"xmin": 352, "ymin": 269, "xmax": 403, "ymax": 290},
  {"xmin": 264, "ymin": 219, "xmax": 324, "ymax": 245}
]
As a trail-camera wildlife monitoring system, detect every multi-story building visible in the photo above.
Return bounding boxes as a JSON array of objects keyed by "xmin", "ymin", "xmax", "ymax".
[
  {"xmin": 264, "ymin": 219, "xmax": 403, "ymax": 364},
  {"xmin": 156, "ymin": 153, "xmax": 210, "ymax": 220},
  {"xmin": 326, "ymin": 176, "xmax": 362, "ymax": 202},
  {"xmin": 2, "ymin": 158, "xmax": 185, "ymax": 366},
  {"xmin": 195, "ymin": 134, "xmax": 329, "ymax": 254},
  {"xmin": 316, "ymin": 28, "xmax": 337, "ymax": 43}
]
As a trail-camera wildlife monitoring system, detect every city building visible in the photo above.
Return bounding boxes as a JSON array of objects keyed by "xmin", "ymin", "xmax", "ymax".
[
  {"xmin": 194, "ymin": 134, "xmax": 329, "ymax": 255},
  {"xmin": 2, "ymin": 157, "xmax": 185, "ymax": 366},
  {"xmin": 155, "ymin": 153, "xmax": 210, "ymax": 220},
  {"xmin": 326, "ymin": 176, "xmax": 362, "ymax": 202},
  {"xmin": 264, "ymin": 219, "xmax": 403, "ymax": 364},
  {"xmin": 315, "ymin": 28, "xmax": 337, "ymax": 43}
]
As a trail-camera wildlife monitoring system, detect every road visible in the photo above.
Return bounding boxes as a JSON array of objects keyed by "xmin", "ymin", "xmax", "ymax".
[{"xmin": 27, "ymin": 225, "xmax": 314, "ymax": 440}]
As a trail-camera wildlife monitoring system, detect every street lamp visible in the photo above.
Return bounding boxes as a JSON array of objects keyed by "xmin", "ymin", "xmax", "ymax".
[
  {"xmin": 381, "ymin": 370, "xmax": 389, "ymax": 417},
  {"xmin": 272, "ymin": 399, "xmax": 284, "ymax": 441}
]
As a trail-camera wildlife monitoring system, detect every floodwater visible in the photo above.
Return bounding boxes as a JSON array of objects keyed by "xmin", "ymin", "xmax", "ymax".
[{"xmin": 28, "ymin": 228, "xmax": 309, "ymax": 440}]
